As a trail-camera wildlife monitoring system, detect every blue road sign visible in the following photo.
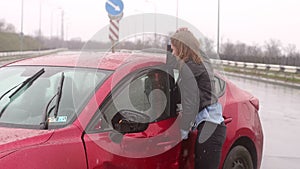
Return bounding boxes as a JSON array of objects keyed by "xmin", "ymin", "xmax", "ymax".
[{"xmin": 105, "ymin": 0, "xmax": 124, "ymax": 16}]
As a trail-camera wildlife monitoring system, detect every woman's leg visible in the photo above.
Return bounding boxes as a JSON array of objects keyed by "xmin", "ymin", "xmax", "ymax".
[{"xmin": 195, "ymin": 121, "xmax": 226, "ymax": 169}]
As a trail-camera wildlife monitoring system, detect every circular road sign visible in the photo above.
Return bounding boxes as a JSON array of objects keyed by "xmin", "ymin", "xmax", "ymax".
[{"xmin": 105, "ymin": 0, "xmax": 124, "ymax": 16}]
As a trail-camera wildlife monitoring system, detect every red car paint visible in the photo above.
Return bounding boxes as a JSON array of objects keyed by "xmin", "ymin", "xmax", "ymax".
[{"xmin": 0, "ymin": 53, "xmax": 263, "ymax": 169}]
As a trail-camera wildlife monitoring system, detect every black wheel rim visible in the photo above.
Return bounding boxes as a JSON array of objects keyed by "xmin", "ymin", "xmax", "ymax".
[{"xmin": 231, "ymin": 158, "xmax": 250, "ymax": 169}]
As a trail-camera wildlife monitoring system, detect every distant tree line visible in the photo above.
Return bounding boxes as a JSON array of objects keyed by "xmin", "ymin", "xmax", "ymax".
[
  {"xmin": 220, "ymin": 39, "xmax": 300, "ymax": 66},
  {"xmin": 1, "ymin": 19, "xmax": 300, "ymax": 66}
]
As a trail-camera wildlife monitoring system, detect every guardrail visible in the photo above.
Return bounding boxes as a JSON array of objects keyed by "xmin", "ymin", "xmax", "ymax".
[
  {"xmin": 211, "ymin": 59, "xmax": 300, "ymax": 74},
  {"xmin": 0, "ymin": 48, "xmax": 66, "ymax": 57},
  {"xmin": 0, "ymin": 48, "xmax": 67, "ymax": 63}
]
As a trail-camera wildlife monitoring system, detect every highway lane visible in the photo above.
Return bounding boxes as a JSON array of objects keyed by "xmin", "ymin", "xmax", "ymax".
[{"xmin": 228, "ymin": 75, "xmax": 300, "ymax": 169}]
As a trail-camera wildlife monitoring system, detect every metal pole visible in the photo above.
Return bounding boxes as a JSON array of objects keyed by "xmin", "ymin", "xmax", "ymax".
[
  {"xmin": 50, "ymin": 10, "xmax": 53, "ymax": 39},
  {"xmin": 65, "ymin": 21, "xmax": 68, "ymax": 41},
  {"xmin": 142, "ymin": 13, "xmax": 144, "ymax": 48},
  {"xmin": 61, "ymin": 9, "xmax": 64, "ymax": 41},
  {"xmin": 154, "ymin": 4, "xmax": 157, "ymax": 46},
  {"xmin": 217, "ymin": 0, "xmax": 220, "ymax": 56},
  {"xmin": 38, "ymin": 0, "xmax": 42, "ymax": 51},
  {"xmin": 176, "ymin": 0, "xmax": 178, "ymax": 29},
  {"xmin": 57, "ymin": 8, "xmax": 61, "ymax": 39},
  {"xmin": 20, "ymin": 0, "xmax": 24, "ymax": 51}
]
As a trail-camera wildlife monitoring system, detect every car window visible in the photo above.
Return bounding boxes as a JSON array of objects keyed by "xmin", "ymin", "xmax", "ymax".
[
  {"xmin": 88, "ymin": 69, "xmax": 172, "ymax": 133},
  {"xmin": 0, "ymin": 66, "xmax": 110, "ymax": 129}
]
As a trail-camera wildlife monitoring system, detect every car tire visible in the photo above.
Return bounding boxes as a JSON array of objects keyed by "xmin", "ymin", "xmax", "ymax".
[{"xmin": 222, "ymin": 145, "xmax": 254, "ymax": 169}]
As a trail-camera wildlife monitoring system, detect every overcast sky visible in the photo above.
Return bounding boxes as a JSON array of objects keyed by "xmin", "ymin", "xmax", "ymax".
[{"xmin": 1, "ymin": 0, "xmax": 300, "ymax": 50}]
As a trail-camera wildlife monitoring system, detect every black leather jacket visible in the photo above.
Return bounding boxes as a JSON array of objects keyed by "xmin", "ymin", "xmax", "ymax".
[{"xmin": 166, "ymin": 52, "xmax": 218, "ymax": 130}]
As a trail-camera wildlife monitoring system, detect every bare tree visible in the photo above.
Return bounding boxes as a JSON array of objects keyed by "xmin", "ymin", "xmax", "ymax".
[
  {"xmin": 246, "ymin": 44, "xmax": 263, "ymax": 57},
  {"xmin": 284, "ymin": 44, "xmax": 297, "ymax": 57},
  {"xmin": 220, "ymin": 40, "xmax": 236, "ymax": 60},
  {"xmin": 4, "ymin": 23, "xmax": 15, "ymax": 33},
  {"xmin": 234, "ymin": 42, "xmax": 247, "ymax": 59},
  {"xmin": 245, "ymin": 44, "xmax": 263, "ymax": 62},
  {"xmin": 202, "ymin": 37, "xmax": 217, "ymax": 59},
  {"xmin": 264, "ymin": 39, "xmax": 282, "ymax": 58}
]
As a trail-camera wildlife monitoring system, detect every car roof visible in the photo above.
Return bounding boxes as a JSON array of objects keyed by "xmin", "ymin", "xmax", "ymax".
[{"xmin": 8, "ymin": 52, "xmax": 166, "ymax": 70}]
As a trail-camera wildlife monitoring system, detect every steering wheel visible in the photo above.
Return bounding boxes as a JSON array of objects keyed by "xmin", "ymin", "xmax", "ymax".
[{"xmin": 111, "ymin": 110, "xmax": 150, "ymax": 134}]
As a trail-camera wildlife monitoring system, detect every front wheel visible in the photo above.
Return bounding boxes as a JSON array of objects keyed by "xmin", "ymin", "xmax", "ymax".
[{"xmin": 222, "ymin": 145, "xmax": 254, "ymax": 169}]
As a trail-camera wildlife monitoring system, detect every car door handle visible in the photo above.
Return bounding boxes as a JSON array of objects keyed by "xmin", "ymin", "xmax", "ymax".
[{"xmin": 224, "ymin": 117, "xmax": 233, "ymax": 124}]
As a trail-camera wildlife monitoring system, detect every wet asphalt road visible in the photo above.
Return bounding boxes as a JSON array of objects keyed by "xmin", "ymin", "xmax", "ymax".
[{"xmin": 227, "ymin": 75, "xmax": 300, "ymax": 169}]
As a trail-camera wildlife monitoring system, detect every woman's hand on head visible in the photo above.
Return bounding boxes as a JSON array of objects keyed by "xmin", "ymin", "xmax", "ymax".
[{"xmin": 176, "ymin": 27, "xmax": 189, "ymax": 32}]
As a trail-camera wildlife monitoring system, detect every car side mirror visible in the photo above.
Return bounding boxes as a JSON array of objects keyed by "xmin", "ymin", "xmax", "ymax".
[{"xmin": 111, "ymin": 110, "xmax": 150, "ymax": 134}]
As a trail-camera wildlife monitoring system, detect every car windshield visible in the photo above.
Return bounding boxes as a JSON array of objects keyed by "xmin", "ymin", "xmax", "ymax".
[{"xmin": 0, "ymin": 66, "xmax": 111, "ymax": 129}]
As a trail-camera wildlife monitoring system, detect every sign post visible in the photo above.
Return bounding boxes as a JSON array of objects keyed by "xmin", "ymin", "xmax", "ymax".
[{"xmin": 105, "ymin": 0, "xmax": 124, "ymax": 53}]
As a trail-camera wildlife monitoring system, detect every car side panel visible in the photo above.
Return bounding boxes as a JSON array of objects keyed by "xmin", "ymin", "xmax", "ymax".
[
  {"xmin": 218, "ymin": 81, "xmax": 263, "ymax": 168},
  {"xmin": 0, "ymin": 125, "xmax": 87, "ymax": 169}
]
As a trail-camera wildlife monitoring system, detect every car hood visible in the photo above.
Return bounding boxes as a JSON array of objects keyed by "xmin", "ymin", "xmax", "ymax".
[{"xmin": 0, "ymin": 127, "xmax": 53, "ymax": 158}]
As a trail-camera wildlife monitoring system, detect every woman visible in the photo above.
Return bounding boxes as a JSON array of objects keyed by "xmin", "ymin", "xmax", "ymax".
[{"xmin": 168, "ymin": 28, "xmax": 227, "ymax": 169}]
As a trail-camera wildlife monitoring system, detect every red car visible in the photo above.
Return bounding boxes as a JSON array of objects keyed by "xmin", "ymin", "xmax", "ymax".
[{"xmin": 0, "ymin": 52, "xmax": 263, "ymax": 169}]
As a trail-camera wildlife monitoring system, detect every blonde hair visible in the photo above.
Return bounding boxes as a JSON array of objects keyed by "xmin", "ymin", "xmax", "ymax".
[{"xmin": 171, "ymin": 30, "xmax": 202, "ymax": 64}]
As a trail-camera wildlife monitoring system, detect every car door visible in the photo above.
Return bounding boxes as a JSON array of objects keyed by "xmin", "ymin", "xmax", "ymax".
[{"xmin": 82, "ymin": 67, "xmax": 185, "ymax": 169}]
